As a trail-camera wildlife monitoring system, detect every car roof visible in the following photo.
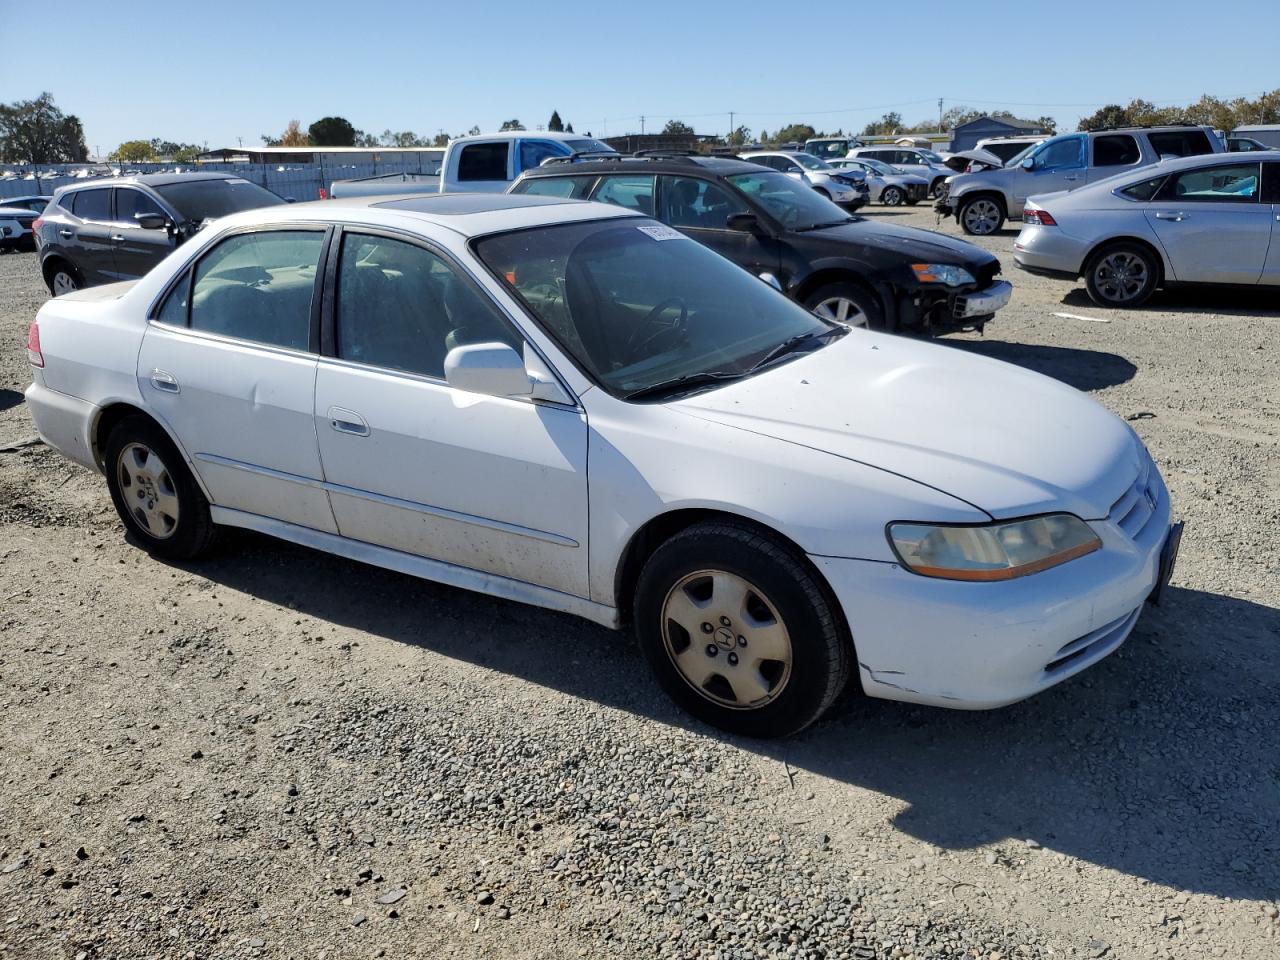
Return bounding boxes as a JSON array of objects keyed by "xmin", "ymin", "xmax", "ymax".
[
  {"xmin": 209, "ymin": 192, "xmax": 642, "ymax": 239},
  {"xmin": 54, "ymin": 172, "xmax": 244, "ymax": 194},
  {"xmin": 446, "ymin": 131, "xmax": 606, "ymax": 146},
  {"xmin": 1140, "ymin": 151, "xmax": 1280, "ymax": 172},
  {"xmin": 517, "ymin": 155, "xmax": 763, "ymax": 178}
]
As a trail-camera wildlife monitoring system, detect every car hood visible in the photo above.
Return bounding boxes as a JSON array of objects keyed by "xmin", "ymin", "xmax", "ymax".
[
  {"xmin": 808, "ymin": 219, "xmax": 996, "ymax": 268},
  {"xmin": 671, "ymin": 333, "xmax": 1140, "ymax": 520}
]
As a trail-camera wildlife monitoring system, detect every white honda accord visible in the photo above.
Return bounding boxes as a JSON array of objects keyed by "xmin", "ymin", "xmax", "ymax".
[{"xmin": 24, "ymin": 193, "xmax": 1181, "ymax": 736}]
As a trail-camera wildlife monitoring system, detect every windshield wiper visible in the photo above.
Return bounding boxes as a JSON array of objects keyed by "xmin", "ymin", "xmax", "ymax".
[
  {"xmin": 623, "ymin": 370, "xmax": 744, "ymax": 402},
  {"xmin": 748, "ymin": 327, "xmax": 845, "ymax": 373},
  {"xmin": 793, "ymin": 218, "xmax": 856, "ymax": 232}
]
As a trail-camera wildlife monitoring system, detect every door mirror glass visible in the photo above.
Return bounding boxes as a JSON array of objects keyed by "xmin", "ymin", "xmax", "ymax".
[
  {"xmin": 444, "ymin": 342, "xmax": 533, "ymax": 397},
  {"xmin": 135, "ymin": 212, "xmax": 168, "ymax": 230},
  {"xmin": 1021, "ymin": 156, "xmax": 1036, "ymax": 171},
  {"xmin": 726, "ymin": 212, "xmax": 760, "ymax": 232}
]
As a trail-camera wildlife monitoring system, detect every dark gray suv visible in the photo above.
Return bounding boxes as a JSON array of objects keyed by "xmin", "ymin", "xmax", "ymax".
[{"xmin": 36, "ymin": 173, "xmax": 284, "ymax": 294}]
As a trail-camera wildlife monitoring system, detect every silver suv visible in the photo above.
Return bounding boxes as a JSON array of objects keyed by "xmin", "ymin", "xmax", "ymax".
[
  {"xmin": 846, "ymin": 146, "xmax": 953, "ymax": 198},
  {"xmin": 938, "ymin": 126, "xmax": 1224, "ymax": 235}
]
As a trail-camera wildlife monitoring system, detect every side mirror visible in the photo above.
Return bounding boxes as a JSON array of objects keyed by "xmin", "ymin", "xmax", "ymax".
[
  {"xmin": 135, "ymin": 212, "xmax": 168, "ymax": 230},
  {"xmin": 1021, "ymin": 156, "xmax": 1036, "ymax": 171},
  {"xmin": 443, "ymin": 342, "xmax": 533, "ymax": 398},
  {"xmin": 726, "ymin": 212, "xmax": 761, "ymax": 233}
]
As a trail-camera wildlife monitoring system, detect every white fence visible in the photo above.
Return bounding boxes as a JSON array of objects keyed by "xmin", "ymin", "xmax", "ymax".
[{"xmin": 0, "ymin": 158, "xmax": 442, "ymax": 202}]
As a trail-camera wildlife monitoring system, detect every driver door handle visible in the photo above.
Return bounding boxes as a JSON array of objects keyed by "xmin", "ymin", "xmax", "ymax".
[{"xmin": 1154, "ymin": 211, "xmax": 1188, "ymax": 221}]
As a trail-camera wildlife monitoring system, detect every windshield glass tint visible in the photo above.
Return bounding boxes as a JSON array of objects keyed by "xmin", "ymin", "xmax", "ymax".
[
  {"xmin": 153, "ymin": 179, "xmax": 284, "ymax": 221},
  {"xmin": 725, "ymin": 171, "xmax": 850, "ymax": 230},
  {"xmin": 474, "ymin": 220, "xmax": 835, "ymax": 398},
  {"xmin": 919, "ymin": 150, "xmax": 945, "ymax": 163}
]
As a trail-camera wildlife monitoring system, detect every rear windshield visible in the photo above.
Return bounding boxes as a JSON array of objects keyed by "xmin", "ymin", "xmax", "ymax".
[{"xmin": 153, "ymin": 178, "xmax": 284, "ymax": 222}]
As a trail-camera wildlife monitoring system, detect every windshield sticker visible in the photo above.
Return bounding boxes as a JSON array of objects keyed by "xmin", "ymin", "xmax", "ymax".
[{"xmin": 636, "ymin": 224, "xmax": 688, "ymax": 241}]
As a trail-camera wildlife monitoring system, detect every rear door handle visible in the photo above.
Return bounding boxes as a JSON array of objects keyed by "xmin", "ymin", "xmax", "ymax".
[
  {"xmin": 1154, "ymin": 211, "xmax": 1188, "ymax": 221},
  {"xmin": 58, "ymin": 229, "xmax": 73, "ymax": 238},
  {"xmin": 327, "ymin": 406, "xmax": 369, "ymax": 437},
  {"xmin": 111, "ymin": 234, "xmax": 125, "ymax": 242},
  {"xmin": 149, "ymin": 369, "xmax": 180, "ymax": 393}
]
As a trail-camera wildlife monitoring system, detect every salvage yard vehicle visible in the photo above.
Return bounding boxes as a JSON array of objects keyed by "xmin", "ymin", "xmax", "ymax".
[
  {"xmin": 804, "ymin": 136, "xmax": 865, "ymax": 160},
  {"xmin": 35, "ymin": 173, "xmax": 285, "ymax": 293},
  {"xmin": 847, "ymin": 146, "xmax": 953, "ymax": 199},
  {"xmin": 939, "ymin": 125, "xmax": 1225, "ymax": 236},
  {"xmin": 1014, "ymin": 152, "xmax": 1280, "ymax": 307},
  {"xmin": 0, "ymin": 196, "xmax": 50, "ymax": 251},
  {"xmin": 437, "ymin": 131, "xmax": 617, "ymax": 193},
  {"xmin": 24, "ymin": 193, "xmax": 1181, "ymax": 737},
  {"xmin": 511, "ymin": 154, "xmax": 1009, "ymax": 334},
  {"xmin": 737, "ymin": 151, "xmax": 869, "ymax": 210},
  {"xmin": 827, "ymin": 157, "xmax": 928, "ymax": 206}
]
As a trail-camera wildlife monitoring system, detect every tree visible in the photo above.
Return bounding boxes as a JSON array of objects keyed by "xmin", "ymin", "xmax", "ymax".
[
  {"xmin": 468, "ymin": 125, "xmax": 481, "ymax": 136},
  {"xmin": 309, "ymin": 116, "xmax": 356, "ymax": 146},
  {"xmin": 548, "ymin": 110, "xmax": 564, "ymax": 132},
  {"xmin": 110, "ymin": 140, "xmax": 157, "ymax": 162},
  {"xmin": 499, "ymin": 119, "xmax": 525, "ymax": 131},
  {"xmin": 262, "ymin": 119, "xmax": 310, "ymax": 147},
  {"xmin": 565, "ymin": 122, "xmax": 574, "ymax": 134},
  {"xmin": 379, "ymin": 129, "xmax": 426, "ymax": 147},
  {"xmin": 0, "ymin": 92, "xmax": 88, "ymax": 164},
  {"xmin": 662, "ymin": 120, "xmax": 695, "ymax": 136},
  {"xmin": 431, "ymin": 132, "xmax": 451, "ymax": 147},
  {"xmin": 353, "ymin": 129, "xmax": 380, "ymax": 147},
  {"xmin": 861, "ymin": 113, "xmax": 903, "ymax": 137},
  {"xmin": 727, "ymin": 124, "xmax": 751, "ymax": 147},
  {"xmin": 771, "ymin": 123, "xmax": 816, "ymax": 144}
]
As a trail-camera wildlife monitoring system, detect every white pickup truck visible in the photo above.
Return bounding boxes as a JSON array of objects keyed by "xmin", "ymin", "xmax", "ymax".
[{"xmin": 329, "ymin": 132, "xmax": 617, "ymax": 198}]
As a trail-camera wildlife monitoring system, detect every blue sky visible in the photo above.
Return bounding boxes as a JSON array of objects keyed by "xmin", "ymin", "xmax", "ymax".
[{"xmin": 3, "ymin": 0, "xmax": 1276, "ymax": 154}]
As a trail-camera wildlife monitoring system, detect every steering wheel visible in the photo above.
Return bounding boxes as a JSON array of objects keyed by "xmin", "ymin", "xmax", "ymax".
[{"xmin": 626, "ymin": 297, "xmax": 688, "ymax": 355}]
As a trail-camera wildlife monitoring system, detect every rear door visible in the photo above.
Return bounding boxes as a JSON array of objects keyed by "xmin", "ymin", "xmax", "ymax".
[
  {"xmin": 64, "ymin": 188, "xmax": 117, "ymax": 284},
  {"xmin": 1145, "ymin": 161, "xmax": 1269, "ymax": 284},
  {"xmin": 656, "ymin": 174, "xmax": 779, "ymax": 279},
  {"xmin": 111, "ymin": 187, "xmax": 176, "ymax": 279},
  {"xmin": 137, "ymin": 226, "xmax": 337, "ymax": 531},
  {"xmin": 1087, "ymin": 134, "xmax": 1141, "ymax": 183}
]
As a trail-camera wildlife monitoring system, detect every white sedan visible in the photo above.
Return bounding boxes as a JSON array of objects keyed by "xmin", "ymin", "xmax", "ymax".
[{"xmin": 25, "ymin": 194, "xmax": 1180, "ymax": 737}]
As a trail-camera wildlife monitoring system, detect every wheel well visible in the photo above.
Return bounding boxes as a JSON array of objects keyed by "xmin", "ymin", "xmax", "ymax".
[
  {"xmin": 612, "ymin": 508, "xmax": 836, "ymax": 628},
  {"xmin": 92, "ymin": 403, "xmax": 156, "ymax": 470},
  {"xmin": 41, "ymin": 254, "xmax": 77, "ymax": 285},
  {"xmin": 793, "ymin": 269, "xmax": 881, "ymax": 309},
  {"xmin": 1082, "ymin": 236, "xmax": 1165, "ymax": 283},
  {"xmin": 957, "ymin": 191, "xmax": 1007, "ymax": 218}
]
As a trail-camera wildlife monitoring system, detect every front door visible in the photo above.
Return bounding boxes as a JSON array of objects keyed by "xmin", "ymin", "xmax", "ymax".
[
  {"xmin": 137, "ymin": 226, "xmax": 336, "ymax": 532},
  {"xmin": 1145, "ymin": 161, "xmax": 1269, "ymax": 284},
  {"xmin": 111, "ymin": 187, "xmax": 177, "ymax": 279},
  {"xmin": 657, "ymin": 174, "xmax": 779, "ymax": 279},
  {"xmin": 1013, "ymin": 135, "xmax": 1086, "ymax": 204},
  {"xmin": 312, "ymin": 229, "xmax": 589, "ymax": 596}
]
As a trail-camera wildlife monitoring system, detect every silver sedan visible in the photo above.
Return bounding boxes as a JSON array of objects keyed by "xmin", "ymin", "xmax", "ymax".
[
  {"xmin": 828, "ymin": 158, "xmax": 929, "ymax": 206},
  {"xmin": 1013, "ymin": 152, "xmax": 1280, "ymax": 307}
]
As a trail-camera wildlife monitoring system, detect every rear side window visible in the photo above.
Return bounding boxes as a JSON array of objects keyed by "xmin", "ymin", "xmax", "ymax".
[
  {"xmin": 71, "ymin": 188, "xmax": 110, "ymax": 221},
  {"xmin": 1118, "ymin": 175, "xmax": 1167, "ymax": 201},
  {"xmin": 1262, "ymin": 162, "xmax": 1280, "ymax": 204},
  {"xmin": 1162, "ymin": 163, "xmax": 1260, "ymax": 202},
  {"xmin": 457, "ymin": 142, "xmax": 509, "ymax": 181},
  {"xmin": 592, "ymin": 175, "xmax": 656, "ymax": 216},
  {"xmin": 155, "ymin": 270, "xmax": 191, "ymax": 325},
  {"xmin": 189, "ymin": 230, "xmax": 325, "ymax": 350},
  {"xmin": 1093, "ymin": 135, "xmax": 1140, "ymax": 167},
  {"xmin": 1147, "ymin": 130, "xmax": 1213, "ymax": 159},
  {"xmin": 515, "ymin": 176, "xmax": 596, "ymax": 199}
]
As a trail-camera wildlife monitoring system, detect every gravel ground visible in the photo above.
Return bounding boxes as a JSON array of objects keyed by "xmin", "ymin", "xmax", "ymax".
[{"xmin": 0, "ymin": 208, "xmax": 1276, "ymax": 960}]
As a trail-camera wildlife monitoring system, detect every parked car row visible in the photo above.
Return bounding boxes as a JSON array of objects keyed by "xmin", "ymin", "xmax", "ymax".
[{"xmin": 0, "ymin": 195, "xmax": 52, "ymax": 251}]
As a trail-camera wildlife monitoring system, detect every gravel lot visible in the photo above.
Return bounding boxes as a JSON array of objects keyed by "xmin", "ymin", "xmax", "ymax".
[{"xmin": 0, "ymin": 207, "xmax": 1277, "ymax": 960}]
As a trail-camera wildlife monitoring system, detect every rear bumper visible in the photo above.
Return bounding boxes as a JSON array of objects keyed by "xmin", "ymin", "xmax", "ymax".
[
  {"xmin": 24, "ymin": 380, "xmax": 100, "ymax": 472},
  {"xmin": 1012, "ymin": 224, "xmax": 1089, "ymax": 277}
]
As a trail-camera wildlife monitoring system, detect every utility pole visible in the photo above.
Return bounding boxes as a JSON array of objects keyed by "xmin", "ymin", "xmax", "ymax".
[
  {"xmin": 640, "ymin": 115, "xmax": 645, "ymax": 135},
  {"xmin": 237, "ymin": 136, "xmax": 243, "ymax": 148},
  {"xmin": 729, "ymin": 111, "xmax": 735, "ymax": 141},
  {"xmin": 938, "ymin": 98, "xmax": 944, "ymax": 130}
]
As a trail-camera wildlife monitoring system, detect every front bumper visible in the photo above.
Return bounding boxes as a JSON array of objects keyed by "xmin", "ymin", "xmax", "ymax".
[
  {"xmin": 896, "ymin": 277, "xmax": 1010, "ymax": 333},
  {"xmin": 811, "ymin": 472, "xmax": 1173, "ymax": 709}
]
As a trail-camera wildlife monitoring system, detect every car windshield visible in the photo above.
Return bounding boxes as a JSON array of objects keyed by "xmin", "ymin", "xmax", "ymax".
[
  {"xmin": 153, "ymin": 178, "xmax": 284, "ymax": 222},
  {"xmin": 1005, "ymin": 143, "xmax": 1038, "ymax": 167},
  {"xmin": 474, "ymin": 219, "xmax": 843, "ymax": 400},
  {"xmin": 918, "ymin": 150, "xmax": 945, "ymax": 164},
  {"xmin": 565, "ymin": 138, "xmax": 616, "ymax": 155},
  {"xmin": 858, "ymin": 158, "xmax": 895, "ymax": 175},
  {"xmin": 790, "ymin": 153, "xmax": 831, "ymax": 170},
  {"xmin": 726, "ymin": 171, "xmax": 852, "ymax": 230}
]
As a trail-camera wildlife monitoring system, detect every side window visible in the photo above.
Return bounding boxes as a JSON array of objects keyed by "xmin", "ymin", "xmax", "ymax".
[
  {"xmin": 1148, "ymin": 130, "xmax": 1213, "ymax": 159},
  {"xmin": 659, "ymin": 177, "xmax": 748, "ymax": 229},
  {"xmin": 457, "ymin": 142, "xmax": 510, "ymax": 181},
  {"xmin": 1119, "ymin": 175, "xmax": 1167, "ymax": 202},
  {"xmin": 591, "ymin": 176, "xmax": 656, "ymax": 216},
  {"xmin": 114, "ymin": 188, "xmax": 166, "ymax": 225},
  {"xmin": 517, "ymin": 139, "xmax": 570, "ymax": 173},
  {"xmin": 71, "ymin": 188, "xmax": 111, "ymax": 221},
  {"xmin": 190, "ymin": 230, "xmax": 324, "ymax": 350},
  {"xmin": 155, "ymin": 269, "xmax": 191, "ymax": 326},
  {"xmin": 1093, "ymin": 135, "xmax": 1140, "ymax": 167},
  {"xmin": 1262, "ymin": 162, "xmax": 1280, "ymax": 204},
  {"xmin": 1036, "ymin": 137, "xmax": 1084, "ymax": 170},
  {"xmin": 335, "ymin": 233, "xmax": 518, "ymax": 379},
  {"xmin": 1165, "ymin": 163, "xmax": 1260, "ymax": 202},
  {"xmin": 515, "ymin": 175, "xmax": 596, "ymax": 199},
  {"xmin": 894, "ymin": 152, "xmax": 918, "ymax": 166}
]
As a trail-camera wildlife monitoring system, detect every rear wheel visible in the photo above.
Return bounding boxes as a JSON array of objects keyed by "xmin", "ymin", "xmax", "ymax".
[
  {"xmin": 47, "ymin": 262, "xmax": 81, "ymax": 296},
  {"xmin": 803, "ymin": 281, "xmax": 884, "ymax": 331},
  {"xmin": 959, "ymin": 196, "xmax": 1004, "ymax": 236},
  {"xmin": 104, "ymin": 415, "xmax": 217, "ymax": 560},
  {"xmin": 634, "ymin": 522, "xmax": 851, "ymax": 738},
  {"xmin": 881, "ymin": 185, "xmax": 905, "ymax": 206},
  {"xmin": 1085, "ymin": 243, "xmax": 1159, "ymax": 308}
]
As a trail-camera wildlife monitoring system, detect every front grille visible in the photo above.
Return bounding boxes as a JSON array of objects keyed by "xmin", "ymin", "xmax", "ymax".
[
  {"xmin": 1044, "ymin": 607, "xmax": 1140, "ymax": 675},
  {"xmin": 1108, "ymin": 458, "xmax": 1160, "ymax": 541}
]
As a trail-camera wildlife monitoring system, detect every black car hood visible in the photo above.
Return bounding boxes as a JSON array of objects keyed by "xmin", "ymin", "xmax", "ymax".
[{"xmin": 801, "ymin": 219, "xmax": 995, "ymax": 268}]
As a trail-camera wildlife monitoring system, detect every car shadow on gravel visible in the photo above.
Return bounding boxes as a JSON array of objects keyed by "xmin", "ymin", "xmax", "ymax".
[
  {"xmin": 1060, "ymin": 287, "xmax": 1280, "ymax": 318},
  {"xmin": 942, "ymin": 339, "xmax": 1137, "ymax": 392},
  {"xmin": 183, "ymin": 534, "xmax": 1278, "ymax": 902},
  {"xmin": 0, "ymin": 388, "xmax": 23, "ymax": 412}
]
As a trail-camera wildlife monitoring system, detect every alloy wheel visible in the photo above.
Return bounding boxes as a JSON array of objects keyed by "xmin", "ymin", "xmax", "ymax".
[
  {"xmin": 660, "ymin": 569, "xmax": 793, "ymax": 710},
  {"xmin": 116, "ymin": 442, "xmax": 180, "ymax": 539},
  {"xmin": 52, "ymin": 270, "xmax": 78, "ymax": 295},
  {"xmin": 813, "ymin": 296, "xmax": 869, "ymax": 328},
  {"xmin": 962, "ymin": 199, "xmax": 1001, "ymax": 235},
  {"xmin": 1093, "ymin": 252, "xmax": 1149, "ymax": 303},
  {"xmin": 882, "ymin": 186, "xmax": 903, "ymax": 206}
]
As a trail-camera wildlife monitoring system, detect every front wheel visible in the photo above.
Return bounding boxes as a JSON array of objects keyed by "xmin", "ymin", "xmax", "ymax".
[
  {"xmin": 104, "ymin": 415, "xmax": 218, "ymax": 560},
  {"xmin": 881, "ymin": 185, "xmax": 904, "ymax": 206},
  {"xmin": 1085, "ymin": 243, "xmax": 1159, "ymax": 308},
  {"xmin": 959, "ymin": 196, "xmax": 1004, "ymax": 236},
  {"xmin": 803, "ymin": 281, "xmax": 885, "ymax": 331},
  {"xmin": 634, "ymin": 522, "xmax": 851, "ymax": 738}
]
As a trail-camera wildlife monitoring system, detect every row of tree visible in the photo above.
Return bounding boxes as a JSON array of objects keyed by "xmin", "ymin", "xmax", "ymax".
[
  {"xmin": 0, "ymin": 93, "xmax": 89, "ymax": 165},
  {"xmin": 1076, "ymin": 92, "xmax": 1280, "ymax": 132},
  {"xmin": 260, "ymin": 111, "xmax": 584, "ymax": 149}
]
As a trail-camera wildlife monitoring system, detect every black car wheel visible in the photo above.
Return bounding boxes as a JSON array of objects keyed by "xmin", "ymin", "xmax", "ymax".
[
  {"xmin": 1085, "ymin": 243, "xmax": 1159, "ymax": 308},
  {"xmin": 803, "ymin": 282, "xmax": 885, "ymax": 331},
  {"xmin": 634, "ymin": 521, "xmax": 851, "ymax": 738}
]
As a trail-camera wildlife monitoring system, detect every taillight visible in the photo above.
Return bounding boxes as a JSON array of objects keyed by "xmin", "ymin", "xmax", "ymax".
[
  {"xmin": 1023, "ymin": 209, "xmax": 1057, "ymax": 226},
  {"xmin": 26, "ymin": 321, "xmax": 44, "ymax": 367},
  {"xmin": 32, "ymin": 216, "xmax": 44, "ymax": 234}
]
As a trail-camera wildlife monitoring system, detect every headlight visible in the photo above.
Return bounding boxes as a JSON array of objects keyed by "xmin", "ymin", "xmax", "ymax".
[
  {"xmin": 887, "ymin": 514, "xmax": 1101, "ymax": 581},
  {"xmin": 911, "ymin": 263, "xmax": 975, "ymax": 286}
]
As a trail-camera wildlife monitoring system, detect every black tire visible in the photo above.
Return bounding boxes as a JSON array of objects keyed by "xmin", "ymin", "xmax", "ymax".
[
  {"xmin": 104, "ymin": 415, "xmax": 217, "ymax": 560},
  {"xmin": 929, "ymin": 177, "xmax": 947, "ymax": 199},
  {"xmin": 1084, "ymin": 242, "xmax": 1159, "ymax": 308},
  {"xmin": 634, "ymin": 521, "xmax": 852, "ymax": 738},
  {"xmin": 881, "ymin": 185, "xmax": 904, "ymax": 207},
  {"xmin": 45, "ymin": 259, "xmax": 82, "ymax": 296},
  {"xmin": 958, "ymin": 195, "xmax": 1005, "ymax": 236},
  {"xmin": 802, "ymin": 281, "xmax": 886, "ymax": 331}
]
